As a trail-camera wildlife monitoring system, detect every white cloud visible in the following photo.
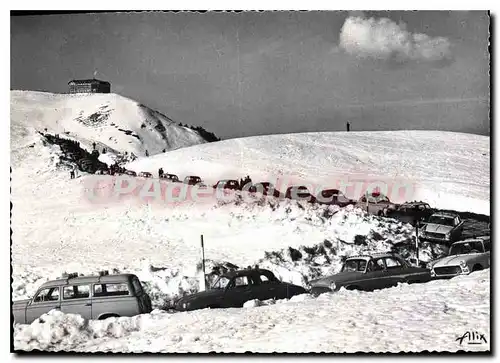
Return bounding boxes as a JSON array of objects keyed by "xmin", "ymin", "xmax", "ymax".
[{"xmin": 339, "ymin": 14, "xmax": 452, "ymax": 63}]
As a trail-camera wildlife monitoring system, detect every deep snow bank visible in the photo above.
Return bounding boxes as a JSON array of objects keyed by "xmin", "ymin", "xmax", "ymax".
[
  {"xmin": 125, "ymin": 130, "xmax": 490, "ymax": 214},
  {"xmin": 14, "ymin": 270, "xmax": 490, "ymax": 353}
]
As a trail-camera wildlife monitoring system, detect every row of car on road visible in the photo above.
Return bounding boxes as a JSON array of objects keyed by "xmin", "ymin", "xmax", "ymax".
[
  {"xmin": 13, "ymin": 233, "xmax": 490, "ymax": 323},
  {"xmin": 126, "ymin": 169, "xmax": 470, "ymax": 246}
]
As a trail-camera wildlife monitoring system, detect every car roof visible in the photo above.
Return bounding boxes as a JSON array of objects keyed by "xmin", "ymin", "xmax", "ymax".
[
  {"xmin": 452, "ymin": 236, "xmax": 490, "ymax": 245},
  {"xmin": 346, "ymin": 252, "xmax": 402, "ymax": 260},
  {"xmin": 39, "ymin": 273, "xmax": 136, "ymax": 289},
  {"xmin": 220, "ymin": 268, "xmax": 274, "ymax": 279},
  {"xmin": 400, "ymin": 201, "xmax": 429, "ymax": 206},
  {"xmin": 431, "ymin": 212, "xmax": 459, "ymax": 218}
]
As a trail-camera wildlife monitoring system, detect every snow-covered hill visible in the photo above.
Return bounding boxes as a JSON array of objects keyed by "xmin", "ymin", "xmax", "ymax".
[
  {"xmin": 126, "ymin": 131, "xmax": 490, "ymax": 214},
  {"xmin": 10, "ymin": 90, "xmax": 214, "ymax": 164}
]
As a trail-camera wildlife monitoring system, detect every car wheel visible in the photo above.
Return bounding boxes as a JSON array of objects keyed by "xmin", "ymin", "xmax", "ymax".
[
  {"xmin": 377, "ymin": 210, "xmax": 383, "ymax": 217},
  {"xmin": 98, "ymin": 313, "xmax": 120, "ymax": 320},
  {"xmin": 345, "ymin": 285, "xmax": 360, "ymax": 291}
]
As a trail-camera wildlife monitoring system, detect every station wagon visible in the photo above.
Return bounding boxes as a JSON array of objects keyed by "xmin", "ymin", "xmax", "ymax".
[{"xmin": 12, "ymin": 272, "xmax": 152, "ymax": 324}]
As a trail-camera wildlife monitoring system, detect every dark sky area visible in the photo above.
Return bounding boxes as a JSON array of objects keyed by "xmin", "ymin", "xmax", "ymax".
[{"xmin": 11, "ymin": 11, "xmax": 490, "ymax": 139}]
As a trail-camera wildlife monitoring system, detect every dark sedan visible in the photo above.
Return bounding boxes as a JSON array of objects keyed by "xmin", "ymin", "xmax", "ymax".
[
  {"xmin": 316, "ymin": 189, "xmax": 356, "ymax": 207},
  {"xmin": 309, "ymin": 253, "xmax": 432, "ymax": 296},
  {"xmin": 161, "ymin": 173, "xmax": 180, "ymax": 182},
  {"xmin": 248, "ymin": 182, "xmax": 282, "ymax": 198},
  {"xmin": 213, "ymin": 179, "xmax": 240, "ymax": 190},
  {"xmin": 183, "ymin": 176, "xmax": 202, "ymax": 185},
  {"xmin": 384, "ymin": 202, "xmax": 435, "ymax": 225},
  {"xmin": 285, "ymin": 186, "xmax": 316, "ymax": 203},
  {"xmin": 174, "ymin": 268, "xmax": 307, "ymax": 311}
]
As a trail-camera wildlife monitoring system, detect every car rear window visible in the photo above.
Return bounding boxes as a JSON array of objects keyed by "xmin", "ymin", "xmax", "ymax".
[
  {"xmin": 63, "ymin": 285, "xmax": 90, "ymax": 300},
  {"xmin": 93, "ymin": 282, "xmax": 130, "ymax": 297},
  {"xmin": 384, "ymin": 257, "xmax": 402, "ymax": 269}
]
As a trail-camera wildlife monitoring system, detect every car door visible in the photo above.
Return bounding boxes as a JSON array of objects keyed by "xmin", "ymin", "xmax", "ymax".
[
  {"xmin": 26, "ymin": 286, "xmax": 61, "ymax": 323},
  {"xmin": 60, "ymin": 284, "xmax": 92, "ymax": 319},
  {"xmin": 382, "ymin": 257, "xmax": 409, "ymax": 287},
  {"xmin": 397, "ymin": 207, "xmax": 412, "ymax": 223},
  {"xmin": 363, "ymin": 259, "xmax": 390, "ymax": 291},
  {"xmin": 224, "ymin": 276, "xmax": 257, "ymax": 307},
  {"xmin": 251, "ymin": 273, "xmax": 282, "ymax": 300}
]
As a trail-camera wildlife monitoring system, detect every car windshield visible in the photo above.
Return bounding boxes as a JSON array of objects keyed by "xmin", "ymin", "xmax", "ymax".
[
  {"xmin": 364, "ymin": 194, "xmax": 389, "ymax": 203},
  {"xmin": 322, "ymin": 190, "xmax": 339, "ymax": 197},
  {"xmin": 428, "ymin": 216, "xmax": 455, "ymax": 226},
  {"xmin": 342, "ymin": 259, "xmax": 367, "ymax": 273},
  {"xmin": 449, "ymin": 242, "xmax": 484, "ymax": 255},
  {"xmin": 211, "ymin": 276, "xmax": 231, "ymax": 289}
]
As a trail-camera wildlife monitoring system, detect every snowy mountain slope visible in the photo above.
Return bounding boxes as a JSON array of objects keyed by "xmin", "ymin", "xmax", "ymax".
[
  {"xmin": 10, "ymin": 90, "xmax": 212, "ymax": 162},
  {"xmin": 14, "ymin": 269, "xmax": 490, "ymax": 353},
  {"xmin": 125, "ymin": 130, "xmax": 490, "ymax": 214}
]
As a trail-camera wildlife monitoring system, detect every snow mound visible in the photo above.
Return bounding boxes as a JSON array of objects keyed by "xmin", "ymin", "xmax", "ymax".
[
  {"xmin": 13, "ymin": 309, "xmax": 167, "ymax": 352},
  {"xmin": 10, "ymin": 90, "xmax": 215, "ymax": 163}
]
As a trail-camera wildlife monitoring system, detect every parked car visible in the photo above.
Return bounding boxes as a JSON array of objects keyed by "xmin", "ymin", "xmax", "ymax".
[
  {"xmin": 184, "ymin": 176, "xmax": 202, "ymax": 186},
  {"xmin": 419, "ymin": 212, "xmax": 464, "ymax": 244},
  {"xmin": 384, "ymin": 201, "xmax": 435, "ymax": 226},
  {"xmin": 285, "ymin": 186, "xmax": 316, "ymax": 203},
  {"xmin": 12, "ymin": 271, "xmax": 152, "ymax": 324},
  {"xmin": 308, "ymin": 253, "xmax": 432, "ymax": 296},
  {"xmin": 356, "ymin": 192, "xmax": 398, "ymax": 216},
  {"xmin": 213, "ymin": 179, "xmax": 240, "ymax": 190},
  {"xmin": 316, "ymin": 189, "xmax": 355, "ymax": 207},
  {"xmin": 174, "ymin": 268, "xmax": 307, "ymax": 311},
  {"xmin": 248, "ymin": 182, "xmax": 282, "ymax": 198},
  {"xmin": 160, "ymin": 173, "xmax": 180, "ymax": 183},
  {"xmin": 138, "ymin": 171, "xmax": 153, "ymax": 178},
  {"xmin": 124, "ymin": 170, "xmax": 137, "ymax": 177},
  {"xmin": 428, "ymin": 236, "xmax": 491, "ymax": 279}
]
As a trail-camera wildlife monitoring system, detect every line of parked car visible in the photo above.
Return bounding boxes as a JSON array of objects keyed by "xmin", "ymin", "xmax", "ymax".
[
  {"xmin": 13, "ymin": 231, "xmax": 491, "ymax": 323},
  {"xmin": 120, "ymin": 169, "xmax": 475, "ymax": 246}
]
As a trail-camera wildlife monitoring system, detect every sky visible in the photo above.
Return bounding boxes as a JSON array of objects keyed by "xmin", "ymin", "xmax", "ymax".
[{"xmin": 11, "ymin": 11, "xmax": 490, "ymax": 140}]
